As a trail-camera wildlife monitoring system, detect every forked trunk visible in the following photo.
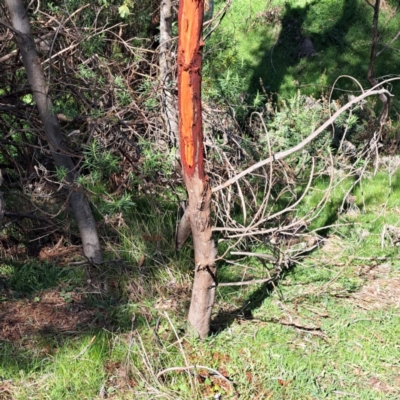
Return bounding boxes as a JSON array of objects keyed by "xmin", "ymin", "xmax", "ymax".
[
  {"xmin": 6, "ymin": 0, "xmax": 102, "ymax": 263},
  {"xmin": 177, "ymin": 0, "xmax": 217, "ymax": 338}
]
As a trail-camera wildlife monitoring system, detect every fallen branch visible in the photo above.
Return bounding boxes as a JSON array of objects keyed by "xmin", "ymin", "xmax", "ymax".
[
  {"xmin": 157, "ymin": 365, "xmax": 234, "ymax": 387},
  {"xmin": 217, "ymin": 277, "xmax": 274, "ymax": 287},
  {"xmin": 212, "ymin": 86, "xmax": 392, "ymax": 193}
]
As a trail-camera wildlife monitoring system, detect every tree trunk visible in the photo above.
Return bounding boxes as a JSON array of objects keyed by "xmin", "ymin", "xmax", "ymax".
[
  {"xmin": 160, "ymin": 0, "xmax": 179, "ymax": 148},
  {"xmin": 177, "ymin": 0, "xmax": 217, "ymax": 338},
  {"xmin": 368, "ymin": 0, "xmax": 390, "ymax": 128},
  {"xmin": 0, "ymin": 170, "xmax": 4, "ymax": 225},
  {"xmin": 6, "ymin": 0, "xmax": 103, "ymax": 263}
]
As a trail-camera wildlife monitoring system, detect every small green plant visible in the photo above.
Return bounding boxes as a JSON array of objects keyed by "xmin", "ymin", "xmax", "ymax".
[
  {"xmin": 82, "ymin": 140, "xmax": 120, "ymax": 182},
  {"xmin": 46, "ymin": 2, "xmax": 60, "ymax": 13},
  {"xmin": 114, "ymin": 75, "xmax": 132, "ymax": 106},
  {"xmin": 99, "ymin": 193, "xmax": 136, "ymax": 215},
  {"xmin": 138, "ymin": 77, "xmax": 158, "ymax": 111},
  {"xmin": 55, "ymin": 165, "xmax": 68, "ymax": 182},
  {"xmin": 78, "ymin": 64, "xmax": 97, "ymax": 81},
  {"xmin": 138, "ymin": 139, "xmax": 175, "ymax": 178}
]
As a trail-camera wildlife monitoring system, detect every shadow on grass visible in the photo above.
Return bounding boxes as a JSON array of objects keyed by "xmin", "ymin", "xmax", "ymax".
[
  {"xmin": 211, "ymin": 266, "xmax": 294, "ymax": 334},
  {"xmin": 0, "ymin": 257, "xmax": 157, "ymax": 376},
  {"xmin": 247, "ymin": 0, "xmax": 400, "ymax": 109}
]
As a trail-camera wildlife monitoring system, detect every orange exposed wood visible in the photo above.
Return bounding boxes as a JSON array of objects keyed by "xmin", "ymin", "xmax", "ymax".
[
  {"xmin": 181, "ymin": 71, "xmax": 194, "ymax": 167},
  {"xmin": 178, "ymin": 0, "xmax": 205, "ymax": 177}
]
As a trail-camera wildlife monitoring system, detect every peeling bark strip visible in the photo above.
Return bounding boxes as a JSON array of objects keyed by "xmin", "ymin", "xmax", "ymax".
[
  {"xmin": 178, "ymin": 0, "xmax": 205, "ymax": 176},
  {"xmin": 6, "ymin": 0, "xmax": 102, "ymax": 263},
  {"xmin": 177, "ymin": 0, "xmax": 217, "ymax": 338}
]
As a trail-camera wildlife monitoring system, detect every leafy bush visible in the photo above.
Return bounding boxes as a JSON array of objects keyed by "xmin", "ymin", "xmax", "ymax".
[{"xmin": 265, "ymin": 91, "xmax": 332, "ymax": 154}]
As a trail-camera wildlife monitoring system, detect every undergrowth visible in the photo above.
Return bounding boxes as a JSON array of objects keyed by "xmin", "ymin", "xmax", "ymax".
[
  {"xmin": 206, "ymin": 0, "xmax": 400, "ymax": 116},
  {"xmin": 1, "ymin": 0, "xmax": 400, "ymax": 398},
  {"xmin": 2, "ymin": 164, "xmax": 400, "ymax": 398}
]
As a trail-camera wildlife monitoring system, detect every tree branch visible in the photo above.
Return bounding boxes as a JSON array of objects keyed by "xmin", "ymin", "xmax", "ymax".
[{"xmin": 212, "ymin": 87, "xmax": 392, "ymax": 193}]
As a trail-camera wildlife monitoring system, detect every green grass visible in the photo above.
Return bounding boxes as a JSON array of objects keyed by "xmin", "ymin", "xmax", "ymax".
[
  {"xmin": 1, "ymin": 167, "xmax": 400, "ymax": 398},
  {"xmin": 2, "ymin": 0, "xmax": 400, "ymax": 396},
  {"xmin": 205, "ymin": 0, "xmax": 400, "ymax": 114},
  {"xmin": 4, "ymin": 334, "xmax": 108, "ymax": 400}
]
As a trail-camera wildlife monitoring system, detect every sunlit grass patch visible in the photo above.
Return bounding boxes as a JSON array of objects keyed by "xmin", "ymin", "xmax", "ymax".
[
  {"xmin": 12, "ymin": 334, "xmax": 108, "ymax": 400},
  {"xmin": 208, "ymin": 0, "xmax": 400, "ymax": 112}
]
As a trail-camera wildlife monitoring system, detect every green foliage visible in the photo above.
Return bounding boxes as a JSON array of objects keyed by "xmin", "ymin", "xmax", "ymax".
[
  {"xmin": 266, "ymin": 92, "xmax": 330, "ymax": 152},
  {"xmin": 82, "ymin": 140, "xmax": 120, "ymax": 182},
  {"xmin": 138, "ymin": 140, "xmax": 175, "ymax": 178},
  {"xmin": 78, "ymin": 64, "xmax": 97, "ymax": 80},
  {"xmin": 203, "ymin": 33, "xmax": 254, "ymax": 117},
  {"xmin": 46, "ymin": 2, "xmax": 60, "ymax": 13},
  {"xmin": 3, "ymin": 261, "xmax": 84, "ymax": 295},
  {"xmin": 207, "ymin": 0, "xmax": 400, "ymax": 113},
  {"xmin": 114, "ymin": 75, "xmax": 132, "ymax": 106},
  {"xmin": 138, "ymin": 77, "xmax": 158, "ymax": 111},
  {"xmin": 22, "ymin": 94, "xmax": 34, "ymax": 105},
  {"xmin": 55, "ymin": 166, "xmax": 68, "ymax": 182},
  {"xmin": 98, "ymin": 192, "xmax": 136, "ymax": 214},
  {"xmin": 118, "ymin": 4, "xmax": 130, "ymax": 18}
]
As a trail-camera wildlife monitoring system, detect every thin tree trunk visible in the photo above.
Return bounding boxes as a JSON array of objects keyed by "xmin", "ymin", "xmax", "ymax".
[
  {"xmin": 177, "ymin": 0, "xmax": 217, "ymax": 338},
  {"xmin": 160, "ymin": 0, "xmax": 179, "ymax": 148},
  {"xmin": 186, "ymin": 176, "xmax": 217, "ymax": 338},
  {"xmin": 367, "ymin": 0, "xmax": 390, "ymax": 128},
  {"xmin": 0, "ymin": 170, "xmax": 4, "ymax": 225},
  {"xmin": 5, "ymin": 0, "xmax": 102, "ymax": 263}
]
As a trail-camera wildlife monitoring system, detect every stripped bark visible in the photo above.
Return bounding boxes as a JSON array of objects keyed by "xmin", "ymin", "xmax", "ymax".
[
  {"xmin": 6, "ymin": 0, "xmax": 102, "ymax": 263},
  {"xmin": 177, "ymin": 0, "xmax": 217, "ymax": 338}
]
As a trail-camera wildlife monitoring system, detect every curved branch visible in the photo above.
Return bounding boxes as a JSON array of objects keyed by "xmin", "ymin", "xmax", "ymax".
[{"xmin": 212, "ymin": 87, "xmax": 392, "ymax": 193}]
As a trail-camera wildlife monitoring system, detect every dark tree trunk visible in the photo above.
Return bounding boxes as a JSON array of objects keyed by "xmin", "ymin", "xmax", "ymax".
[
  {"xmin": 5, "ymin": 0, "xmax": 103, "ymax": 263},
  {"xmin": 177, "ymin": 0, "xmax": 217, "ymax": 338}
]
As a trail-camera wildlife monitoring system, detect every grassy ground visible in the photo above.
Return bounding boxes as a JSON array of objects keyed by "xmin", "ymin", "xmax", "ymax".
[
  {"xmin": 1, "ymin": 164, "xmax": 400, "ymax": 399},
  {"xmin": 205, "ymin": 0, "xmax": 400, "ymax": 114},
  {"xmin": 1, "ymin": 0, "xmax": 400, "ymax": 398}
]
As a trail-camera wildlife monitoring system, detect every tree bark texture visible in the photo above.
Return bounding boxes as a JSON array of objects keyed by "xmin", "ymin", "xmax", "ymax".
[
  {"xmin": 177, "ymin": 0, "xmax": 217, "ymax": 338},
  {"xmin": 6, "ymin": 0, "xmax": 103, "ymax": 263},
  {"xmin": 159, "ymin": 0, "xmax": 179, "ymax": 148}
]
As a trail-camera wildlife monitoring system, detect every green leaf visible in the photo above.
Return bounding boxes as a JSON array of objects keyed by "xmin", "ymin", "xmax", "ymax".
[{"xmin": 118, "ymin": 5, "xmax": 130, "ymax": 18}]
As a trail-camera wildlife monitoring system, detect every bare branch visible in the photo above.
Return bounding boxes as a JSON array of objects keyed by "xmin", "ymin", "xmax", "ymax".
[
  {"xmin": 212, "ymin": 86, "xmax": 392, "ymax": 193},
  {"xmin": 217, "ymin": 277, "xmax": 274, "ymax": 287},
  {"xmin": 157, "ymin": 365, "xmax": 234, "ymax": 387}
]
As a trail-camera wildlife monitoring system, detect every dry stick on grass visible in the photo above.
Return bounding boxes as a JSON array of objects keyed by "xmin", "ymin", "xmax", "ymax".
[
  {"xmin": 163, "ymin": 311, "xmax": 194, "ymax": 391},
  {"xmin": 157, "ymin": 365, "xmax": 234, "ymax": 388},
  {"xmin": 218, "ymin": 277, "xmax": 275, "ymax": 287}
]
